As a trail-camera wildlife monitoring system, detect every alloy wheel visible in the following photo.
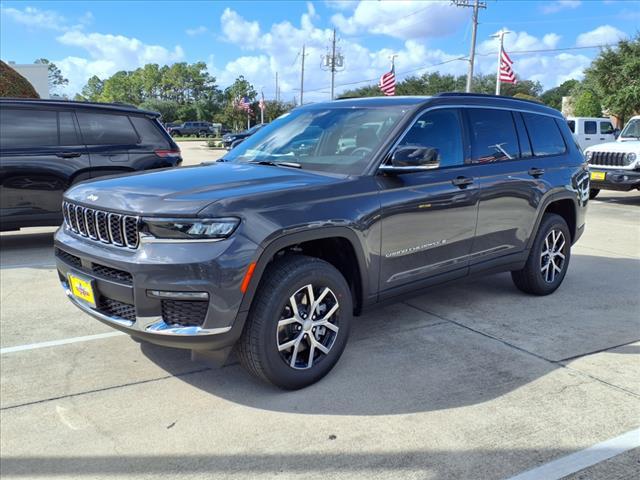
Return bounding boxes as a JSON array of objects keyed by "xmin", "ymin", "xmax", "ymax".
[
  {"xmin": 276, "ymin": 284, "xmax": 340, "ymax": 370},
  {"xmin": 540, "ymin": 228, "xmax": 566, "ymax": 283}
]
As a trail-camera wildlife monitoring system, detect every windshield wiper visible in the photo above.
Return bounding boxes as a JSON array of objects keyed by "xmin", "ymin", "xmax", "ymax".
[{"xmin": 247, "ymin": 160, "xmax": 302, "ymax": 169}]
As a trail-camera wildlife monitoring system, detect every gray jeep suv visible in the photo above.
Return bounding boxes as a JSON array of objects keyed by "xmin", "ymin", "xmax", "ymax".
[{"xmin": 55, "ymin": 94, "xmax": 589, "ymax": 389}]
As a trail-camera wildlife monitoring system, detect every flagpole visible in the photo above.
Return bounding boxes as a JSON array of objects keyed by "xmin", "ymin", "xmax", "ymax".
[{"xmin": 494, "ymin": 30, "xmax": 510, "ymax": 95}]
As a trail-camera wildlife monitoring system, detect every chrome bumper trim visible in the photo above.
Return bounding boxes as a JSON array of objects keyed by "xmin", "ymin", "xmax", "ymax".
[{"xmin": 63, "ymin": 283, "xmax": 231, "ymax": 337}]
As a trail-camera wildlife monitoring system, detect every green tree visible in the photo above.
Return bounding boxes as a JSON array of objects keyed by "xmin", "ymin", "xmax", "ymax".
[
  {"xmin": 221, "ymin": 76, "xmax": 257, "ymax": 130},
  {"xmin": 582, "ymin": 34, "xmax": 640, "ymax": 123},
  {"xmin": 139, "ymin": 99, "xmax": 180, "ymax": 122},
  {"xmin": 572, "ymin": 90, "xmax": 602, "ymax": 117},
  {"xmin": 34, "ymin": 58, "xmax": 68, "ymax": 94},
  {"xmin": 99, "ymin": 71, "xmax": 141, "ymax": 104},
  {"xmin": 262, "ymin": 100, "xmax": 295, "ymax": 122},
  {"xmin": 78, "ymin": 75, "xmax": 104, "ymax": 102},
  {"xmin": 540, "ymin": 79, "xmax": 580, "ymax": 110}
]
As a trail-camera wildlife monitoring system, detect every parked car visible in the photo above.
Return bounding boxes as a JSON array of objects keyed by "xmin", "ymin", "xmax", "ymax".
[
  {"xmin": 55, "ymin": 93, "xmax": 588, "ymax": 389},
  {"xmin": 222, "ymin": 123, "xmax": 266, "ymax": 149},
  {"xmin": 583, "ymin": 115, "xmax": 640, "ymax": 199},
  {"xmin": 566, "ymin": 116, "xmax": 616, "ymax": 151},
  {"xmin": 0, "ymin": 98, "xmax": 182, "ymax": 231},
  {"xmin": 168, "ymin": 121, "xmax": 215, "ymax": 137}
]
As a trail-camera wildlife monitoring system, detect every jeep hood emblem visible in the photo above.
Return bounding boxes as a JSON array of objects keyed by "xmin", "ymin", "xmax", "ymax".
[{"xmin": 87, "ymin": 194, "xmax": 99, "ymax": 202}]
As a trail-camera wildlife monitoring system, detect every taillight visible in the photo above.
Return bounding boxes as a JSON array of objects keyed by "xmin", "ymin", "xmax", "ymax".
[{"xmin": 155, "ymin": 149, "xmax": 181, "ymax": 158}]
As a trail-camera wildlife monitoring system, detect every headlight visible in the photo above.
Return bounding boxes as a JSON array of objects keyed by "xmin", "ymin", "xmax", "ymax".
[
  {"xmin": 142, "ymin": 217, "xmax": 240, "ymax": 240},
  {"xmin": 585, "ymin": 151, "xmax": 593, "ymax": 161},
  {"xmin": 626, "ymin": 152, "xmax": 637, "ymax": 162}
]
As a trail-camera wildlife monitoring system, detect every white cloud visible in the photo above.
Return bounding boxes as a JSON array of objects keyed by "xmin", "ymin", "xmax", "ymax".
[
  {"xmin": 221, "ymin": 8, "xmax": 261, "ymax": 47},
  {"xmin": 576, "ymin": 25, "xmax": 627, "ymax": 47},
  {"xmin": 541, "ymin": 1, "xmax": 581, "ymax": 14},
  {"xmin": 1, "ymin": 5, "xmax": 67, "ymax": 31},
  {"xmin": 186, "ymin": 25, "xmax": 207, "ymax": 36},
  {"xmin": 325, "ymin": 0, "xmax": 359, "ymax": 11},
  {"xmin": 331, "ymin": 0, "xmax": 466, "ymax": 40},
  {"xmin": 54, "ymin": 31, "xmax": 184, "ymax": 95}
]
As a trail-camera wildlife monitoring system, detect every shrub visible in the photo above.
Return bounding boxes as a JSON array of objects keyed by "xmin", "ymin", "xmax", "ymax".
[{"xmin": 0, "ymin": 61, "xmax": 39, "ymax": 98}]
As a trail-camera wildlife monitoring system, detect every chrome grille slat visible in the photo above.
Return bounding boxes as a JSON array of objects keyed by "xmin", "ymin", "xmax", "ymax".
[{"xmin": 62, "ymin": 201, "xmax": 139, "ymax": 249}]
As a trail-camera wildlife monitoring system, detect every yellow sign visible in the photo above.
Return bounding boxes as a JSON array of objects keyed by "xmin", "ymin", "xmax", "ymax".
[
  {"xmin": 590, "ymin": 171, "xmax": 606, "ymax": 181},
  {"xmin": 68, "ymin": 273, "xmax": 96, "ymax": 307}
]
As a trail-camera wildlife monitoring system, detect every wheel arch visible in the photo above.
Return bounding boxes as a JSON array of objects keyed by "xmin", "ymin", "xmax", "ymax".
[
  {"xmin": 238, "ymin": 227, "xmax": 369, "ymax": 316},
  {"xmin": 529, "ymin": 192, "xmax": 578, "ymax": 248}
]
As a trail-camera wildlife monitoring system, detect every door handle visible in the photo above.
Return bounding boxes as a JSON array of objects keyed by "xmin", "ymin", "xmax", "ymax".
[
  {"xmin": 585, "ymin": 137, "xmax": 591, "ymax": 140},
  {"xmin": 600, "ymin": 138, "xmax": 605, "ymax": 140},
  {"xmin": 452, "ymin": 176, "xmax": 474, "ymax": 188},
  {"xmin": 528, "ymin": 167, "xmax": 545, "ymax": 178},
  {"xmin": 56, "ymin": 152, "xmax": 81, "ymax": 158}
]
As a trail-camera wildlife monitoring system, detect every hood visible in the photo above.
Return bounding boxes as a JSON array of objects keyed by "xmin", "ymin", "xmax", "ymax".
[
  {"xmin": 585, "ymin": 139, "xmax": 640, "ymax": 153},
  {"xmin": 65, "ymin": 162, "xmax": 338, "ymax": 216}
]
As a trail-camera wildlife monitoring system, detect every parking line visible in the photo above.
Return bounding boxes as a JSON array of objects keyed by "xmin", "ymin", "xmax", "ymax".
[
  {"xmin": 0, "ymin": 332, "xmax": 125, "ymax": 354},
  {"xmin": 506, "ymin": 427, "xmax": 640, "ymax": 480}
]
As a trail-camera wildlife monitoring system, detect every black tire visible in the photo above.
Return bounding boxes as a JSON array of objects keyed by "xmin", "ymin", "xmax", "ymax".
[
  {"xmin": 237, "ymin": 255, "xmax": 352, "ymax": 390},
  {"xmin": 511, "ymin": 213, "xmax": 571, "ymax": 296},
  {"xmin": 589, "ymin": 189, "xmax": 600, "ymax": 200},
  {"xmin": 170, "ymin": 131, "xmax": 180, "ymax": 137},
  {"xmin": 198, "ymin": 130, "xmax": 208, "ymax": 138}
]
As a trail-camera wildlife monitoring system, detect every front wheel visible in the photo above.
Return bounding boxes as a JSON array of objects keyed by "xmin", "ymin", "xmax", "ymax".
[
  {"xmin": 511, "ymin": 213, "xmax": 571, "ymax": 295},
  {"xmin": 589, "ymin": 189, "xmax": 600, "ymax": 200},
  {"xmin": 237, "ymin": 255, "xmax": 352, "ymax": 389}
]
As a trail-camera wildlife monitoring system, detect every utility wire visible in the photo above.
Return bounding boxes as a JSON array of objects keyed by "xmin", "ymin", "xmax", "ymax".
[{"xmin": 303, "ymin": 43, "xmax": 613, "ymax": 94}]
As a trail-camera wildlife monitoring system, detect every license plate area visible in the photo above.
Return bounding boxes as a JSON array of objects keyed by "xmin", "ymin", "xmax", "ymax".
[
  {"xmin": 590, "ymin": 171, "xmax": 606, "ymax": 181},
  {"xmin": 68, "ymin": 272, "xmax": 97, "ymax": 308}
]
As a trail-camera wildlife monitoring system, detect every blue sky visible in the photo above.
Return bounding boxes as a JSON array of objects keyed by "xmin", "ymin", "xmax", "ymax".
[{"xmin": 1, "ymin": 0, "xmax": 638, "ymax": 101}]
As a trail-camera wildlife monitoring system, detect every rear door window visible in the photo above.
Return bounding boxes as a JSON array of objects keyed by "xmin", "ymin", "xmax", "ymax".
[
  {"xmin": 584, "ymin": 121, "xmax": 597, "ymax": 135},
  {"xmin": 522, "ymin": 113, "xmax": 567, "ymax": 156},
  {"xmin": 398, "ymin": 109, "xmax": 464, "ymax": 167},
  {"xmin": 77, "ymin": 112, "xmax": 139, "ymax": 145},
  {"xmin": 59, "ymin": 111, "xmax": 80, "ymax": 145},
  {"xmin": 600, "ymin": 121, "xmax": 614, "ymax": 134},
  {"xmin": 0, "ymin": 108, "xmax": 58, "ymax": 148},
  {"xmin": 467, "ymin": 108, "xmax": 520, "ymax": 163}
]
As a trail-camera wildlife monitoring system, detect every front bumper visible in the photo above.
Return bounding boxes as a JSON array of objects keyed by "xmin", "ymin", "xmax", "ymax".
[
  {"xmin": 590, "ymin": 168, "xmax": 640, "ymax": 191},
  {"xmin": 54, "ymin": 226, "xmax": 257, "ymax": 350}
]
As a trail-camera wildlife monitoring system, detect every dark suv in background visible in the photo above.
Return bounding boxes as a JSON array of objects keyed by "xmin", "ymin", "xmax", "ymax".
[
  {"xmin": 0, "ymin": 99, "xmax": 181, "ymax": 231},
  {"xmin": 55, "ymin": 94, "xmax": 589, "ymax": 389},
  {"xmin": 167, "ymin": 121, "xmax": 215, "ymax": 137}
]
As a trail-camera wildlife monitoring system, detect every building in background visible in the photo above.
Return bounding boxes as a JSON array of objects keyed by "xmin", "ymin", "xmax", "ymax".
[{"xmin": 7, "ymin": 62, "xmax": 49, "ymax": 99}]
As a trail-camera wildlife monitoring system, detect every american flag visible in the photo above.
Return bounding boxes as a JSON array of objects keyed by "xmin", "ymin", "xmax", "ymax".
[
  {"xmin": 235, "ymin": 96, "xmax": 252, "ymax": 112},
  {"xmin": 499, "ymin": 49, "xmax": 517, "ymax": 84},
  {"xmin": 259, "ymin": 92, "xmax": 265, "ymax": 111},
  {"xmin": 379, "ymin": 62, "xmax": 396, "ymax": 96}
]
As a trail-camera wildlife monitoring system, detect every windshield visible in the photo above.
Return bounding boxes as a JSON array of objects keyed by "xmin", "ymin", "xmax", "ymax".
[
  {"xmin": 620, "ymin": 119, "xmax": 640, "ymax": 139},
  {"xmin": 223, "ymin": 106, "xmax": 408, "ymax": 174}
]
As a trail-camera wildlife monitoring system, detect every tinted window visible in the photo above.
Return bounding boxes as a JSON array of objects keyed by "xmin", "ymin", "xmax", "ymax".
[
  {"xmin": 567, "ymin": 120, "xmax": 575, "ymax": 133},
  {"xmin": 59, "ymin": 111, "xmax": 79, "ymax": 145},
  {"xmin": 0, "ymin": 108, "xmax": 57, "ymax": 148},
  {"xmin": 513, "ymin": 112, "xmax": 532, "ymax": 158},
  {"xmin": 600, "ymin": 121, "xmax": 614, "ymax": 134},
  {"xmin": 584, "ymin": 121, "xmax": 597, "ymax": 135},
  {"xmin": 522, "ymin": 113, "xmax": 566, "ymax": 156},
  {"xmin": 467, "ymin": 108, "xmax": 520, "ymax": 163},
  {"xmin": 130, "ymin": 116, "xmax": 169, "ymax": 147},
  {"xmin": 77, "ymin": 112, "xmax": 138, "ymax": 145},
  {"xmin": 398, "ymin": 109, "xmax": 464, "ymax": 167}
]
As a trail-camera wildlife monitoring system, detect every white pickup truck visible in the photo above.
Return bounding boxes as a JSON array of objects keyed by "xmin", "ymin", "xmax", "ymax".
[
  {"xmin": 584, "ymin": 115, "xmax": 640, "ymax": 199},
  {"xmin": 567, "ymin": 116, "xmax": 617, "ymax": 151}
]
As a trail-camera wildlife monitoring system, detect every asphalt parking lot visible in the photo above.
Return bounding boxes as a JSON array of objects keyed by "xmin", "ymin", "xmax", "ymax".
[{"xmin": 1, "ymin": 142, "xmax": 639, "ymax": 479}]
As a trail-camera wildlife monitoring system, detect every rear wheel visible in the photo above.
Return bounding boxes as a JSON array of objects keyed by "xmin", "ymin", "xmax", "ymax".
[
  {"xmin": 589, "ymin": 189, "xmax": 600, "ymax": 200},
  {"xmin": 511, "ymin": 213, "xmax": 571, "ymax": 295},
  {"xmin": 237, "ymin": 255, "xmax": 352, "ymax": 389}
]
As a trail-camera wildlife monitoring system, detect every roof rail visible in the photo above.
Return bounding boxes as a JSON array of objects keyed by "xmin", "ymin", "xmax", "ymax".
[
  {"xmin": 435, "ymin": 91, "xmax": 546, "ymax": 107},
  {"xmin": 0, "ymin": 98, "xmax": 140, "ymax": 110}
]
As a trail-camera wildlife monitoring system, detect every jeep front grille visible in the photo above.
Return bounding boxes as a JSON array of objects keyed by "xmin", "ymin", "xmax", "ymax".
[
  {"xmin": 588, "ymin": 151, "xmax": 633, "ymax": 167},
  {"xmin": 63, "ymin": 202, "xmax": 139, "ymax": 248}
]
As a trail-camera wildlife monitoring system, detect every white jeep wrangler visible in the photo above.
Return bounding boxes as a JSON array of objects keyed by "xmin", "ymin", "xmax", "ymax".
[{"xmin": 584, "ymin": 115, "xmax": 640, "ymax": 199}]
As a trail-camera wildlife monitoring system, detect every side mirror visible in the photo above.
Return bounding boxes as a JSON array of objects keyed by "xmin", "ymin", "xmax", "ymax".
[{"xmin": 380, "ymin": 146, "xmax": 440, "ymax": 174}]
